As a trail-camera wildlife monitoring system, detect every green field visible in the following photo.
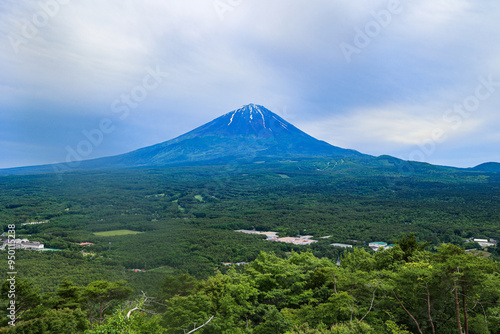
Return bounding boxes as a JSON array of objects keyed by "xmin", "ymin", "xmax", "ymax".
[{"xmin": 94, "ymin": 229, "xmax": 143, "ymax": 236}]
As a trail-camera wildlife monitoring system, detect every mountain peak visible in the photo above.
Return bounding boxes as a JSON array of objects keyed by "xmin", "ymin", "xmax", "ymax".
[
  {"xmin": 158, "ymin": 103, "xmax": 362, "ymax": 161},
  {"xmin": 0, "ymin": 104, "xmax": 364, "ymax": 174},
  {"xmin": 227, "ymin": 103, "xmax": 268, "ymax": 126},
  {"xmin": 214, "ymin": 104, "xmax": 290, "ymax": 137}
]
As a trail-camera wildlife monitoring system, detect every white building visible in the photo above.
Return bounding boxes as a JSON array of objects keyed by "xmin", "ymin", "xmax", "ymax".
[
  {"xmin": 21, "ymin": 241, "xmax": 44, "ymax": 250},
  {"xmin": 0, "ymin": 239, "xmax": 44, "ymax": 250},
  {"xmin": 331, "ymin": 243, "xmax": 353, "ymax": 248},
  {"xmin": 369, "ymin": 242, "xmax": 387, "ymax": 251},
  {"xmin": 473, "ymin": 238, "xmax": 496, "ymax": 248}
]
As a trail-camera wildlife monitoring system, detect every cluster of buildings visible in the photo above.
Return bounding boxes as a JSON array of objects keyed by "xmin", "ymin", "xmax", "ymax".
[
  {"xmin": 234, "ymin": 230, "xmax": 398, "ymax": 250},
  {"xmin": 0, "ymin": 238, "xmax": 44, "ymax": 250},
  {"xmin": 233, "ymin": 229, "xmax": 500, "ymax": 254},
  {"xmin": 234, "ymin": 230, "xmax": 318, "ymax": 245},
  {"xmin": 330, "ymin": 241, "xmax": 394, "ymax": 252},
  {"xmin": 273, "ymin": 236, "xmax": 318, "ymax": 245},
  {"xmin": 469, "ymin": 238, "xmax": 497, "ymax": 249}
]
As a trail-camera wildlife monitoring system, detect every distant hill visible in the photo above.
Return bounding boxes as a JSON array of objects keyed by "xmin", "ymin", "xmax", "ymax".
[{"xmin": 471, "ymin": 162, "xmax": 500, "ymax": 173}]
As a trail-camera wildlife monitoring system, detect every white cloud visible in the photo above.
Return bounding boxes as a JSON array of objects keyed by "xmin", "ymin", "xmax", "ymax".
[
  {"xmin": 299, "ymin": 99, "xmax": 489, "ymax": 159},
  {"xmin": 0, "ymin": 0, "xmax": 499, "ymax": 168}
]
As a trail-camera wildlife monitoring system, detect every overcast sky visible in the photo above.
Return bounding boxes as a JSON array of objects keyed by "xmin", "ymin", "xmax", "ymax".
[{"xmin": 1, "ymin": 0, "xmax": 499, "ymax": 169}]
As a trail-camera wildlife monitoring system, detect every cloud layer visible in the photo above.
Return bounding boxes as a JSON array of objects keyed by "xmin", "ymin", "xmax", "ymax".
[{"xmin": 1, "ymin": 0, "xmax": 499, "ymax": 168}]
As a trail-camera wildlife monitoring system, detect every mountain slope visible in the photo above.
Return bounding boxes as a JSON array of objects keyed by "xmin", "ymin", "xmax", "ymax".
[
  {"xmin": 0, "ymin": 104, "xmax": 364, "ymax": 174},
  {"xmin": 109, "ymin": 104, "xmax": 363, "ymax": 166}
]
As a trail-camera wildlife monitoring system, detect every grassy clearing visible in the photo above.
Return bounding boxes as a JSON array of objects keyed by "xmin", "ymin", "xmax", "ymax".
[
  {"xmin": 94, "ymin": 230, "xmax": 143, "ymax": 237},
  {"xmin": 147, "ymin": 266, "xmax": 176, "ymax": 274}
]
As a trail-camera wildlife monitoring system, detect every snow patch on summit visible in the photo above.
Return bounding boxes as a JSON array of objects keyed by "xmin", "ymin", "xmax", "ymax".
[
  {"xmin": 258, "ymin": 109, "xmax": 266, "ymax": 128},
  {"xmin": 249, "ymin": 104, "xmax": 255, "ymax": 121},
  {"xmin": 226, "ymin": 104, "xmax": 276, "ymax": 129},
  {"xmin": 228, "ymin": 111, "xmax": 236, "ymax": 125}
]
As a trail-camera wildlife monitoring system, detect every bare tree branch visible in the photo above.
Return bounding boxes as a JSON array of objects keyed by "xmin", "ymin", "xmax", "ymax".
[
  {"xmin": 360, "ymin": 286, "xmax": 378, "ymax": 321},
  {"xmin": 333, "ymin": 272, "xmax": 338, "ymax": 294},
  {"xmin": 126, "ymin": 291, "xmax": 160, "ymax": 318},
  {"xmin": 186, "ymin": 315, "xmax": 215, "ymax": 334}
]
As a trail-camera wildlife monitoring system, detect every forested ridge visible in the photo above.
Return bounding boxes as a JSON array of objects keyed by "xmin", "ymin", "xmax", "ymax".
[{"xmin": 1, "ymin": 159, "xmax": 499, "ymax": 332}]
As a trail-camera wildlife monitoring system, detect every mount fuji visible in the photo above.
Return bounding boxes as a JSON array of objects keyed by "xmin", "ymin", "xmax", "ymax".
[
  {"xmin": 4, "ymin": 104, "xmax": 364, "ymax": 174},
  {"xmin": 105, "ymin": 103, "xmax": 363, "ymax": 166}
]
